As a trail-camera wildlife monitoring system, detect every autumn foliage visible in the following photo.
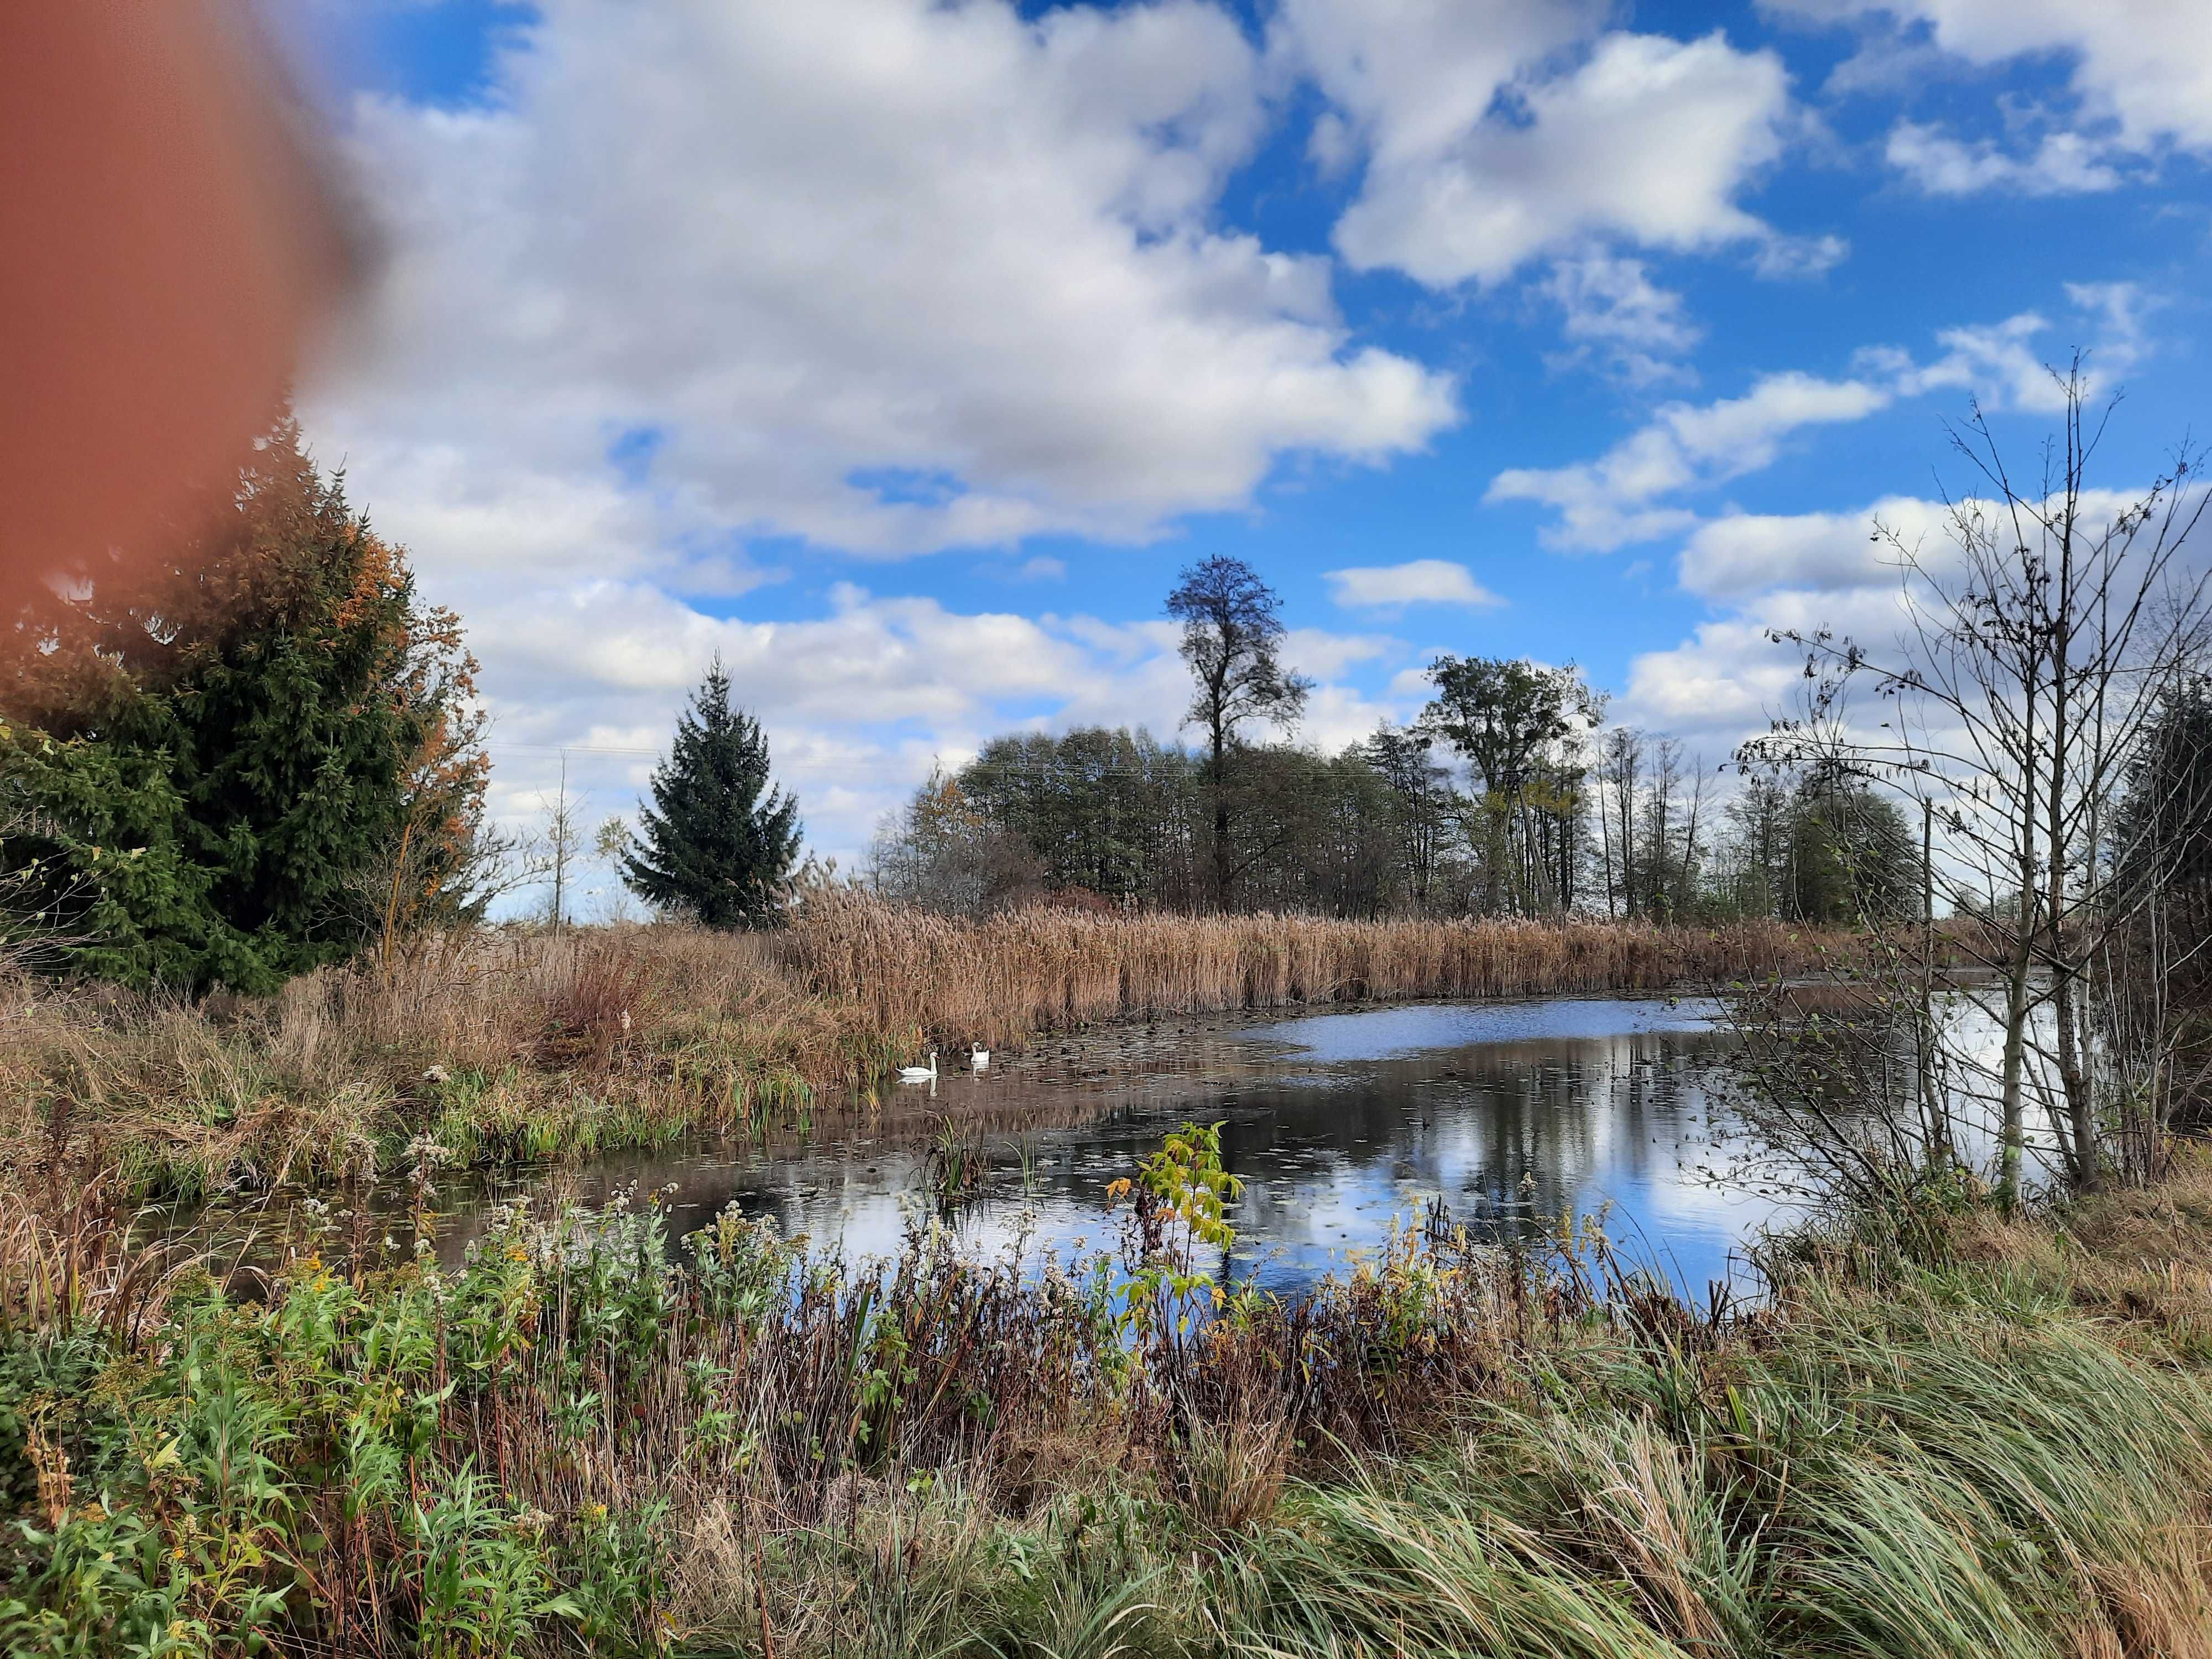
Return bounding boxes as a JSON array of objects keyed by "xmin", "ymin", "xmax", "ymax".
[{"xmin": 0, "ymin": 417, "xmax": 487, "ymax": 990}]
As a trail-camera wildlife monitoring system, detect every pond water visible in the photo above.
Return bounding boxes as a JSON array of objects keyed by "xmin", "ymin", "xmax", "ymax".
[{"xmin": 417, "ymin": 995, "xmax": 1787, "ymax": 1298}]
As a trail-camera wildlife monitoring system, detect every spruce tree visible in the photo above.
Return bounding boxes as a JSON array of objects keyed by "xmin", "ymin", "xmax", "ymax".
[
  {"xmin": 623, "ymin": 661, "xmax": 800, "ymax": 928},
  {"xmin": 0, "ymin": 418, "xmax": 486, "ymax": 991}
]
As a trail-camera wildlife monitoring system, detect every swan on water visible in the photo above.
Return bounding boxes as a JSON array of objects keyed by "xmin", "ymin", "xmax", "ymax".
[
  {"xmin": 970, "ymin": 1045, "xmax": 990, "ymax": 1072},
  {"xmin": 898, "ymin": 1050, "xmax": 938, "ymax": 1083}
]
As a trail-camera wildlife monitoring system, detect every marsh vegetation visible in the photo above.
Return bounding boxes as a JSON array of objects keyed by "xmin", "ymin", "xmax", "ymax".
[
  {"xmin": 0, "ymin": 894, "xmax": 1842, "ymax": 1207},
  {"xmin": 7, "ymin": 1136, "xmax": 2212, "ymax": 1655}
]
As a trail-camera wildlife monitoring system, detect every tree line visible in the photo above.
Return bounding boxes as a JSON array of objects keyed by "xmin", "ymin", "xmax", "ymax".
[{"xmin": 871, "ymin": 556, "xmax": 1929, "ymax": 928}]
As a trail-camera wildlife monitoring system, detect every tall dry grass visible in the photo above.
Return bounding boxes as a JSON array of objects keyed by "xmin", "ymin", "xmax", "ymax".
[
  {"xmin": 789, "ymin": 886, "xmax": 1847, "ymax": 1051},
  {"xmin": 0, "ymin": 928, "xmax": 879, "ymax": 1198},
  {"xmin": 0, "ymin": 893, "xmax": 1846, "ymax": 1199}
]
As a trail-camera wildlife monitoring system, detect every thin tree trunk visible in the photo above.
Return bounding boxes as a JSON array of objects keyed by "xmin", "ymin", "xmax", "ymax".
[
  {"xmin": 1598, "ymin": 777, "xmax": 1616, "ymax": 920},
  {"xmin": 1918, "ymin": 797, "xmax": 1952, "ymax": 1167},
  {"xmin": 1209, "ymin": 718, "xmax": 1230, "ymax": 912},
  {"xmin": 2043, "ymin": 471, "xmax": 2099, "ymax": 1191}
]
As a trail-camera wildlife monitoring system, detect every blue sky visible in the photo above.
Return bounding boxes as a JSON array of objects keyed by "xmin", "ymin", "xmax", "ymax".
[{"xmin": 286, "ymin": 0, "xmax": 2212, "ymax": 900}]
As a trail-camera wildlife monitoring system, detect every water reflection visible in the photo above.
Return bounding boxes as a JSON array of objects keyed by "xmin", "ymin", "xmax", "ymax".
[{"xmin": 414, "ymin": 995, "xmax": 1779, "ymax": 1298}]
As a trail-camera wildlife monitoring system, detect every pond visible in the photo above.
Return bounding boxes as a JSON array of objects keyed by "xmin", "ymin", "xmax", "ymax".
[{"xmin": 414, "ymin": 994, "xmax": 1787, "ymax": 1297}]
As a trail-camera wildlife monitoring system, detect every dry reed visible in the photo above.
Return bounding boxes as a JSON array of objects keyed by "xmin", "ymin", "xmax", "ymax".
[
  {"xmin": 787, "ymin": 887, "xmax": 1847, "ymax": 1052},
  {"xmin": 0, "ymin": 893, "xmax": 1848, "ymax": 1200}
]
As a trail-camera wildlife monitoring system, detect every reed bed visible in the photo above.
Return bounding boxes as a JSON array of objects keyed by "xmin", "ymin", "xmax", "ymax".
[
  {"xmin": 787, "ymin": 888, "xmax": 1846, "ymax": 1052},
  {"xmin": 4, "ymin": 1152, "xmax": 2212, "ymax": 1657},
  {"xmin": 0, "ymin": 896, "xmax": 1845, "ymax": 1203}
]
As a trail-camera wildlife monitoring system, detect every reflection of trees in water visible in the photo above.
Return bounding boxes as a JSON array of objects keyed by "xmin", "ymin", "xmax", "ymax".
[
  {"xmin": 1211, "ymin": 1032, "xmax": 1735, "ymax": 1255},
  {"xmin": 420, "ymin": 1027, "xmax": 1747, "ymax": 1277}
]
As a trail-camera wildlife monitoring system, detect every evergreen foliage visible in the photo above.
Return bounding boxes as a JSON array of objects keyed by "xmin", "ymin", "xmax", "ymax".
[
  {"xmin": 1785, "ymin": 770, "xmax": 1922, "ymax": 925},
  {"xmin": 622, "ymin": 659, "xmax": 800, "ymax": 928},
  {"xmin": 0, "ymin": 419, "xmax": 487, "ymax": 991},
  {"xmin": 2115, "ymin": 674, "xmax": 2212, "ymax": 920}
]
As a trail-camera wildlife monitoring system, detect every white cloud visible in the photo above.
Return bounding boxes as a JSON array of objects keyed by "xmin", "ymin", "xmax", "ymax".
[
  {"xmin": 1274, "ymin": 0, "xmax": 1608, "ymax": 173},
  {"xmin": 1281, "ymin": 627, "xmax": 1399, "ymax": 680},
  {"xmin": 1886, "ymin": 120, "xmax": 2123, "ymax": 195},
  {"xmin": 1771, "ymin": 0, "xmax": 2212, "ymax": 179},
  {"xmin": 1677, "ymin": 485, "xmax": 2162, "ymax": 603},
  {"xmin": 465, "ymin": 578, "xmax": 1427, "ymax": 874},
  {"xmin": 1491, "ymin": 289, "xmax": 2156, "ymax": 552},
  {"xmin": 1487, "ymin": 372, "xmax": 1891, "ymax": 551},
  {"xmin": 1636, "ymin": 474, "xmax": 2204, "ymax": 764},
  {"xmin": 1616, "ymin": 584, "xmax": 1927, "ymax": 753},
  {"xmin": 317, "ymin": 0, "xmax": 1458, "ymax": 566},
  {"xmin": 1324, "ymin": 559, "xmax": 1506, "ymax": 609},
  {"xmin": 298, "ymin": 0, "xmax": 1483, "ymax": 891},
  {"xmin": 1678, "ymin": 496, "xmax": 1942, "ymax": 599},
  {"xmin": 1540, "ymin": 254, "xmax": 1703, "ymax": 386},
  {"xmin": 1274, "ymin": 4, "xmax": 1818, "ymax": 289},
  {"xmin": 2063, "ymin": 280, "xmax": 2159, "ymax": 361},
  {"xmin": 1859, "ymin": 285, "xmax": 2150, "ymax": 410}
]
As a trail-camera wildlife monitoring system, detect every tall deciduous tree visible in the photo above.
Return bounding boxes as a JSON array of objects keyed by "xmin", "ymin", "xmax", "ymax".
[
  {"xmin": 1782, "ymin": 767, "xmax": 1922, "ymax": 926},
  {"xmin": 1421, "ymin": 656, "xmax": 1594, "ymax": 915},
  {"xmin": 1366, "ymin": 725, "xmax": 1454, "ymax": 913},
  {"xmin": 622, "ymin": 659, "xmax": 800, "ymax": 928},
  {"xmin": 1166, "ymin": 556, "xmax": 1311, "ymax": 909}
]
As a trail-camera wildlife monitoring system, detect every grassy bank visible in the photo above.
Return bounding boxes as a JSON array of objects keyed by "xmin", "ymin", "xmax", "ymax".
[
  {"xmin": 0, "ymin": 895, "xmax": 1844, "ymax": 1202},
  {"xmin": 4, "ymin": 1147, "xmax": 2211, "ymax": 1655}
]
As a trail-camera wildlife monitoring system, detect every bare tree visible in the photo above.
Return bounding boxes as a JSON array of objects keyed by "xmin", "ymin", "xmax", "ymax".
[
  {"xmin": 535, "ymin": 755, "xmax": 587, "ymax": 937},
  {"xmin": 1598, "ymin": 727, "xmax": 1644, "ymax": 919},
  {"xmin": 868, "ymin": 766, "xmax": 1044, "ymax": 917},
  {"xmin": 1366, "ymin": 724, "xmax": 1455, "ymax": 913},
  {"xmin": 1746, "ymin": 364, "xmax": 2210, "ymax": 1198}
]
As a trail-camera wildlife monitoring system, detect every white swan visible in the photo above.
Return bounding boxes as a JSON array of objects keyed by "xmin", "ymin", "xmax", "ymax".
[
  {"xmin": 898, "ymin": 1050, "xmax": 938, "ymax": 1084},
  {"xmin": 969, "ymin": 1045, "xmax": 990, "ymax": 1072}
]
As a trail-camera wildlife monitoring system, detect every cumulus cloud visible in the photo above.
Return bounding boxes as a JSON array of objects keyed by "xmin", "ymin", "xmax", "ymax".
[
  {"xmin": 1487, "ymin": 372, "xmax": 1890, "ymax": 551},
  {"xmin": 1490, "ymin": 289, "xmax": 2155, "ymax": 552},
  {"xmin": 1677, "ymin": 495, "xmax": 1946, "ymax": 599},
  {"xmin": 1857, "ymin": 285, "xmax": 2150, "ymax": 410},
  {"xmin": 1886, "ymin": 121, "xmax": 2124, "ymax": 195},
  {"xmin": 319, "ymin": 0, "xmax": 1459, "ymax": 566},
  {"xmin": 296, "ymin": 0, "xmax": 1491, "ymax": 891},
  {"xmin": 1324, "ymin": 559, "xmax": 1506, "ymax": 609},
  {"xmin": 1771, "ymin": 0, "xmax": 2212, "ymax": 186},
  {"xmin": 1540, "ymin": 254, "xmax": 1703, "ymax": 385},
  {"xmin": 1633, "ymin": 473, "xmax": 2203, "ymax": 762},
  {"xmin": 469, "ymin": 580, "xmax": 1418, "ymax": 867},
  {"xmin": 1286, "ymin": 14, "xmax": 1807, "ymax": 289}
]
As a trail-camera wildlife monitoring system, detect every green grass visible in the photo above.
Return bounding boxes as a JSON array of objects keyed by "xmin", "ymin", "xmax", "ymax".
[{"xmin": 5, "ymin": 1158, "xmax": 2212, "ymax": 1657}]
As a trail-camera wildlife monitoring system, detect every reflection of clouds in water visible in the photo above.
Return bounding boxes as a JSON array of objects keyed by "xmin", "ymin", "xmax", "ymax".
[
  {"xmin": 419, "ymin": 999, "xmax": 1771, "ymax": 1295},
  {"xmin": 1249, "ymin": 998, "xmax": 1721, "ymax": 1063}
]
